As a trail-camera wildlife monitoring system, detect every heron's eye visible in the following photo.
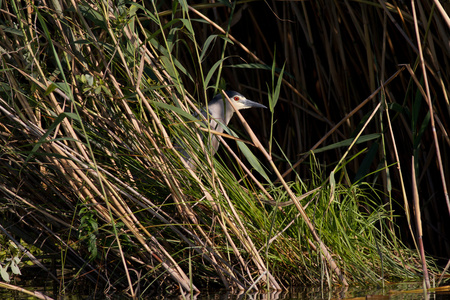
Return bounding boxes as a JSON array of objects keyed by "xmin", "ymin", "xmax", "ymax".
[{"xmin": 233, "ymin": 96, "xmax": 240, "ymax": 101}]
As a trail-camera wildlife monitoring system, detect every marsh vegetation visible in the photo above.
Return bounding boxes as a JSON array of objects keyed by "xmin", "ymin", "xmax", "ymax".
[{"xmin": 0, "ymin": 0, "xmax": 449, "ymax": 298}]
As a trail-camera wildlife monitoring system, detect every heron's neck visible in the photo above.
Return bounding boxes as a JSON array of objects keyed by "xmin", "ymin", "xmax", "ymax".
[{"xmin": 208, "ymin": 100, "xmax": 235, "ymax": 133}]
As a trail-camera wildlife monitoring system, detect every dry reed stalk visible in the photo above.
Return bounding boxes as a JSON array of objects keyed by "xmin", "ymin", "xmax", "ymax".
[
  {"xmin": 410, "ymin": 2, "xmax": 450, "ymax": 218},
  {"xmin": 411, "ymin": 156, "xmax": 430, "ymax": 288}
]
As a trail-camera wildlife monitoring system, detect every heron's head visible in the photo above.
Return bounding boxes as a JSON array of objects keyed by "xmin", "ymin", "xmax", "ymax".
[
  {"xmin": 210, "ymin": 91, "xmax": 266, "ymax": 111},
  {"xmin": 206, "ymin": 90, "xmax": 266, "ymax": 128}
]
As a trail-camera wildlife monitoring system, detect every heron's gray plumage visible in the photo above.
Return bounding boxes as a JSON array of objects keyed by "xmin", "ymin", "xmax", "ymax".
[{"xmin": 179, "ymin": 90, "xmax": 266, "ymax": 167}]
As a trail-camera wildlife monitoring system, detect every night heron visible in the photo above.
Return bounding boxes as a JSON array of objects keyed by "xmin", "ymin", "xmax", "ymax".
[{"xmin": 179, "ymin": 90, "xmax": 266, "ymax": 167}]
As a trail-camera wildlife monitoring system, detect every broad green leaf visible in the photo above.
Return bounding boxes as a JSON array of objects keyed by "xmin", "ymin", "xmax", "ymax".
[
  {"xmin": 77, "ymin": 4, "xmax": 107, "ymax": 29},
  {"xmin": 44, "ymin": 83, "xmax": 58, "ymax": 96},
  {"xmin": 230, "ymin": 63, "xmax": 272, "ymax": 71},
  {"xmin": 236, "ymin": 140, "xmax": 271, "ymax": 183},
  {"xmin": 270, "ymin": 62, "xmax": 285, "ymax": 111},
  {"xmin": 167, "ymin": 27, "xmax": 178, "ymax": 53},
  {"xmin": 223, "ymin": 127, "xmax": 271, "ymax": 183},
  {"xmin": 310, "ymin": 133, "xmax": 381, "ymax": 154},
  {"xmin": 2, "ymin": 27, "xmax": 23, "ymax": 36},
  {"xmin": 200, "ymin": 35, "xmax": 218, "ymax": 62},
  {"xmin": 230, "ymin": 63, "xmax": 294, "ymax": 80},
  {"xmin": 204, "ymin": 57, "xmax": 230, "ymax": 89},
  {"xmin": 53, "ymin": 82, "xmax": 71, "ymax": 95},
  {"xmin": 10, "ymin": 260, "xmax": 21, "ymax": 275},
  {"xmin": 151, "ymin": 101, "xmax": 200, "ymax": 125},
  {"xmin": 179, "ymin": 19, "xmax": 194, "ymax": 35},
  {"xmin": 1, "ymin": 265, "xmax": 10, "ymax": 282},
  {"xmin": 178, "ymin": 0, "xmax": 188, "ymax": 12}
]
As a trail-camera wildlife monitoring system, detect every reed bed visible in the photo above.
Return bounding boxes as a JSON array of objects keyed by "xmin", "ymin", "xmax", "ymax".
[{"xmin": 0, "ymin": 0, "xmax": 448, "ymax": 298}]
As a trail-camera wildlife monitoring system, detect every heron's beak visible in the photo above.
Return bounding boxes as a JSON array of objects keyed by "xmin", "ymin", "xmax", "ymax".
[{"xmin": 239, "ymin": 99, "xmax": 267, "ymax": 109}]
